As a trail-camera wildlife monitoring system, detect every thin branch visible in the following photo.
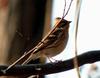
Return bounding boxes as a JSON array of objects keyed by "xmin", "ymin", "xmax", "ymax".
[
  {"xmin": 0, "ymin": 50, "xmax": 100, "ymax": 76},
  {"xmin": 74, "ymin": 0, "xmax": 82, "ymax": 78}
]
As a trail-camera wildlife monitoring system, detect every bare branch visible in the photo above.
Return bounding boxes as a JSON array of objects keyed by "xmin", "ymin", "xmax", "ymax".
[{"xmin": 0, "ymin": 50, "xmax": 100, "ymax": 76}]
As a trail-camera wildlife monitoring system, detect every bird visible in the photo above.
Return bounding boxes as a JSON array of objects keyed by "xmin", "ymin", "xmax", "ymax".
[
  {"xmin": 22, "ymin": 17, "xmax": 71, "ymax": 64},
  {"xmin": 4, "ymin": 17, "xmax": 71, "ymax": 71}
]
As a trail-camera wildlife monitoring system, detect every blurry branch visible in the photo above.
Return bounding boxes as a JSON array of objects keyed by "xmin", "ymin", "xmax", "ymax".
[
  {"xmin": 0, "ymin": 50, "xmax": 100, "ymax": 76},
  {"xmin": 74, "ymin": 0, "xmax": 82, "ymax": 78}
]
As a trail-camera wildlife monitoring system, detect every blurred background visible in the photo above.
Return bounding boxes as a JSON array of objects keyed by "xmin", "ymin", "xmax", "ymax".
[{"xmin": 0, "ymin": 0, "xmax": 100, "ymax": 78}]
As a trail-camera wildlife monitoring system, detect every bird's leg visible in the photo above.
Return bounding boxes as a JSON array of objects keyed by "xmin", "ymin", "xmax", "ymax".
[{"xmin": 45, "ymin": 55, "xmax": 59, "ymax": 63}]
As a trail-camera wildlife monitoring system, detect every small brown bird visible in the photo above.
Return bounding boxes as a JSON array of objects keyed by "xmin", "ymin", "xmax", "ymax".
[
  {"xmin": 4, "ymin": 17, "xmax": 71, "ymax": 71},
  {"xmin": 22, "ymin": 17, "xmax": 71, "ymax": 64}
]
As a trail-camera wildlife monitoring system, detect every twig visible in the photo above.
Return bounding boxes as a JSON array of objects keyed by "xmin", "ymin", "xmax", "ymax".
[{"xmin": 74, "ymin": 0, "xmax": 82, "ymax": 78}]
